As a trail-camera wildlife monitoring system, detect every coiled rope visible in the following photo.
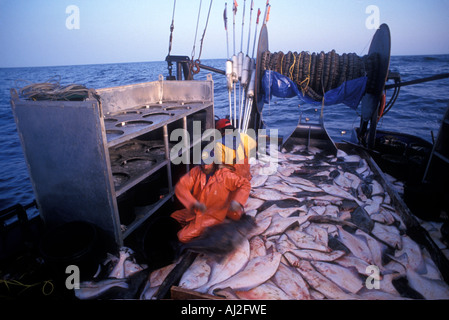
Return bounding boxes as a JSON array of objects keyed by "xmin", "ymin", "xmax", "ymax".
[
  {"xmin": 0, "ymin": 279, "xmax": 54, "ymax": 296},
  {"xmin": 261, "ymin": 50, "xmax": 380, "ymax": 101},
  {"xmin": 15, "ymin": 76, "xmax": 99, "ymax": 101}
]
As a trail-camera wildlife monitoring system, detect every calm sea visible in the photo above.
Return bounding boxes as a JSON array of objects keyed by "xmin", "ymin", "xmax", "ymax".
[{"xmin": 1, "ymin": 55, "xmax": 448, "ymax": 213}]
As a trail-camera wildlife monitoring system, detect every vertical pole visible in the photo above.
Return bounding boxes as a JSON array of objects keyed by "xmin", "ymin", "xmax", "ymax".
[
  {"xmin": 234, "ymin": 86, "xmax": 237, "ymax": 126},
  {"xmin": 224, "ymin": 2, "xmax": 229, "ymax": 60},
  {"xmin": 246, "ymin": 0, "xmax": 254, "ymax": 56},
  {"xmin": 163, "ymin": 125, "xmax": 174, "ymax": 199},
  {"xmin": 251, "ymin": 8, "xmax": 261, "ymax": 60},
  {"xmin": 183, "ymin": 116, "xmax": 190, "ymax": 172},
  {"xmin": 229, "ymin": 90, "xmax": 233, "ymax": 124},
  {"xmin": 233, "ymin": 0, "xmax": 237, "ymax": 56},
  {"xmin": 240, "ymin": 0, "xmax": 246, "ymax": 54}
]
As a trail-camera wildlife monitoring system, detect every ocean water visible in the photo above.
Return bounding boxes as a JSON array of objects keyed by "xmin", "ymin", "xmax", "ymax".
[{"xmin": 1, "ymin": 55, "xmax": 448, "ymax": 213}]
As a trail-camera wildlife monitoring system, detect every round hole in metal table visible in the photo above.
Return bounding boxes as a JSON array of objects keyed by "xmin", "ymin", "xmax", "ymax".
[{"xmin": 115, "ymin": 120, "xmax": 154, "ymax": 128}]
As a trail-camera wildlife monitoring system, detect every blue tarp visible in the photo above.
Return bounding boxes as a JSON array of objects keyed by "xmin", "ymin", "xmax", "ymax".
[{"xmin": 262, "ymin": 70, "xmax": 367, "ymax": 110}]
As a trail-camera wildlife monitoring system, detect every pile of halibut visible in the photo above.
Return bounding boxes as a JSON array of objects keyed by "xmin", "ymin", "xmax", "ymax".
[{"xmin": 148, "ymin": 145, "xmax": 449, "ymax": 300}]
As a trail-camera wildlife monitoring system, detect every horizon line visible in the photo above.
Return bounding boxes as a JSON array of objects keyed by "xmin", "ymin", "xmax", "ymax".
[{"xmin": 2, "ymin": 53, "xmax": 449, "ymax": 69}]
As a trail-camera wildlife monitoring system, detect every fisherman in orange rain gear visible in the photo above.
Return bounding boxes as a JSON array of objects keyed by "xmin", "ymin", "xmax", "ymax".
[
  {"xmin": 215, "ymin": 118, "xmax": 257, "ymax": 181},
  {"xmin": 170, "ymin": 149, "xmax": 251, "ymax": 243}
]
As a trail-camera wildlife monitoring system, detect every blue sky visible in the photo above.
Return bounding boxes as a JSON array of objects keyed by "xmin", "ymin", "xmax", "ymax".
[{"xmin": 1, "ymin": 0, "xmax": 448, "ymax": 67}]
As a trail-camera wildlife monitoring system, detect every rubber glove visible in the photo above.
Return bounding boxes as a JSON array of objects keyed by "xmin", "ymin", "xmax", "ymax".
[
  {"xmin": 229, "ymin": 200, "xmax": 243, "ymax": 213},
  {"xmin": 192, "ymin": 201, "xmax": 207, "ymax": 213}
]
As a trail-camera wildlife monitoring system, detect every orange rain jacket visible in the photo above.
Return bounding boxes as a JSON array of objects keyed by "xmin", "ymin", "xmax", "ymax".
[
  {"xmin": 215, "ymin": 131, "xmax": 257, "ymax": 181},
  {"xmin": 171, "ymin": 165, "xmax": 251, "ymax": 243}
]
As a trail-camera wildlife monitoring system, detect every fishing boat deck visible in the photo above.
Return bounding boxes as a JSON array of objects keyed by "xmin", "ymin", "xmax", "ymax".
[
  {"xmin": 2, "ymin": 129, "xmax": 448, "ymax": 300},
  {"xmin": 149, "ymin": 141, "xmax": 449, "ymax": 300}
]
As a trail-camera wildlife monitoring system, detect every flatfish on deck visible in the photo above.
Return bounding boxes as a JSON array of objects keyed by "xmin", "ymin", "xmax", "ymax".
[
  {"xmin": 251, "ymin": 174, "xmax": 269, "ymax": 188},
  {"xmin": 211, "ymin": 250, "xmax": 282, "ymax": 293},
  {"xmin": 251, "ymin": 188, "xmax": 301, "ymax": 202},
  {"xmin": 195, "ymin": 238, "xmax": 250, "ymax": 293}
]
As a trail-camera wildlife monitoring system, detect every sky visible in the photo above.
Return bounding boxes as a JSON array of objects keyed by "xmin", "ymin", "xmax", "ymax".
[{"xmin": 0, "ymin": 0, "xmax": 448, "ymax": 68}]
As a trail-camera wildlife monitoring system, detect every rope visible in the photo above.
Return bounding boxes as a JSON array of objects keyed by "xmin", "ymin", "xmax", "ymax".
[
  {"xmin": 190, "ymin": 0, "xmax": 214, "ymax": 75},
  {"xmin": 196, "ymin": 0, "xmax": 213, "ymax": 62},
  {"xmin": 190, "ymin": 0, "xmax": 203, "ymax": 63},
  {"xmin": 0, "ymin": 279, "xmax": 54, "ymax": 296},
  {"xmin": 167, "ymin": 0, "xmax": 177, "ymax": 78},
  {"xmin": 288, "ymin": 52, "xmax": 296, "ymax": 79},
  {"xmin": 15, "ymin": 77, "xmax": 98, "ymax": 101},
  {"xmin": 261, "ymin": 50, "xmax": 378, "ymax": 101},
  {"xmin": 168, "ymin": 0, "xmax": 176, "ymax": 56}
]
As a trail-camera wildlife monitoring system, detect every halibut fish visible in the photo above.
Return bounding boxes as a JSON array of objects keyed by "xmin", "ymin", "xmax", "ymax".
[
  {"xmin": 406, "ymin": 269, "xmax": 449, "ymax": 300},
  {"xmin": 337, "ymin": 226, "xmax": 373, "ymax": 264},
  {"xmin": 311, "ymin": 261, "xmax": 364, "ymax": 294},
  {"xmin": 265, "ymin": 182, "xmax": 304, "ymax": 194},
  {"xmin": 244, "ymin": 197, "xmax": 265, "ymax": 211},
  {"xmin": 196, "ymin": 238, "xmax": 250, "ymax": 293},
  {"xmin": 247, "ymin": 217, "xmax": 272, "ymax": 239},
  {"xmin": 318, "ymin": 184, "xmax": 364, "ymax": 206},
  {"xmin": 235, "ymin": 281, "xmax": 292, "ymax": 300},
  {"xmin": 75, "ymin": 278, "xmax": 129, "ymax": 300},
  {"xmin": 285, "ymin": 228, "xmax": 331, "ymax": 252},
  {"xmin": 249, "ymin": 236, "xmax": 267, "ymax": 259},
  {"xmin": 371, "ymin": 222, "xmax": 402, "ymax": 249},
  {"xmin": 211, "ymin": 251, "xmax": 282, "ymax": 293},
  {"xmin": 334, "ymin": 255, "xmax": 371, "ymax": 275},
  {"xmin": 272, "ymin": 262, "xmax": 311, "ymax": 300},
  {"xmin": 288, "ymin": 248, "xmax": 346, "ymax": 262},
  {"xmin": 140, "ymin": 263, "xmax": 177, "ymax": 300},
  {"xmin": 179, "ymin": 254, "xmax": 211, "ymax": 290},
  {"xmin": 251, "ymin": 174, "xmax": 268, "ymax": 188},
  {"xmin": 262, "ymin": 214, "xmax": 311, "ymax": 237},
  {"xmin": 294, "ymin": 260, "xmax": 355, "ymax": 299},
  {"xmin": 256, "ymin": 204, "xmax": 304, "ymax": 221},
  {"xmin": 251, "ymin": 188, "xmax": 301, "ymax": 202},
  {"xmin": 281, "ymin": 175, "xmax": 318, "ymax": 188}
]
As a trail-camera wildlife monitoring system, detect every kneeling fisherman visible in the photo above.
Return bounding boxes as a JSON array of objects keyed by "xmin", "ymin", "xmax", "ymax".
[{"xmin": 170, "ymin": 149, "xmax": 251, "ymax": 243}]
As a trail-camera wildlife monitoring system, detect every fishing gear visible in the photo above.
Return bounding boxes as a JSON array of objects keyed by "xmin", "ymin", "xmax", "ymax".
[
  {"xmin": 251, "ymin": 8, "xmax": 261, "ymax": 60},
  {"xmin": 381, "ymin": 72, "xmax": 449, "ymax": 118},
  {"xmin": 190, "ymin": 0, "xmax": 214, "ymax": 75},
  {"xmin": 238, "ymin": 0, "xmax": 255, "ymax": 131},
  {"xmin": 17, "ymin": 79, "xmax": 98, "ymax": 101},
  {"xmin": 238, "ymin": 0, "xmax": 246, "ymax": 80},
  {"xmin": 244, "ymin": 6, "xmax": 261, "ymax": 132},
  {"xmin": 261, "ymin": 50, "xmax": 373, "ymax": 101},
  {"xmin": 223, "ymin": 1, "xmax": 271, "ymax": 132},
  {"xmin": 224, "ymin": 2, "xmax": 234, "ymax": 123},
  {"xmin": 239, "ymin": 0, "xmax": 246, "ymax": 58},
  {"xmin": 243, "ymin": 68, "xmax": 256, "ymax": 132},
  {"xmin": 224, "ymin": 2, "xmax": 230, "ymax": 61},
  {"xmin": 166, "ymin": 0, "xmax": 177, "ymax": 80},
  {"xmin": 232, "ymin": 0, "xmax": 239, "ymax": 127},
  {"xmin": 236, "ymin": 0, "xmax": 247, "ymax": 130},
  {"xmin": 246, "ymin": 0, "xmax": 254, "ymax": 58},
  {"xmin": 232, "ymin": 0, "xmax": 237, "ymax": 57},
  {"xmin": 385, "ymin": 72, "xmax": 449, "ymax": 89},
  {"xmin": 189, "ymin": 0, "xmax": 203, "ymax": 74},
  {"xmin": 241, "ymin": 4, "xmax": 260, "ymax": 133},
  {"xmin": 263, "ymin": 0, "xmax": 270, "ymax": 25},
  {"xmin": 239, "ymin": 55, "xmax": 251, "ymax": 130}
]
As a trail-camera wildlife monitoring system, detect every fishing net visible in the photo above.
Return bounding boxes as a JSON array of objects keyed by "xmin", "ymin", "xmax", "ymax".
[
  {"xmin": 15, "ymin": 76, "xmax": 99, "ymax": 101},
  {"xmin": 260, "ymin": 50, "xmax": 380, "ymax": 101}
]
